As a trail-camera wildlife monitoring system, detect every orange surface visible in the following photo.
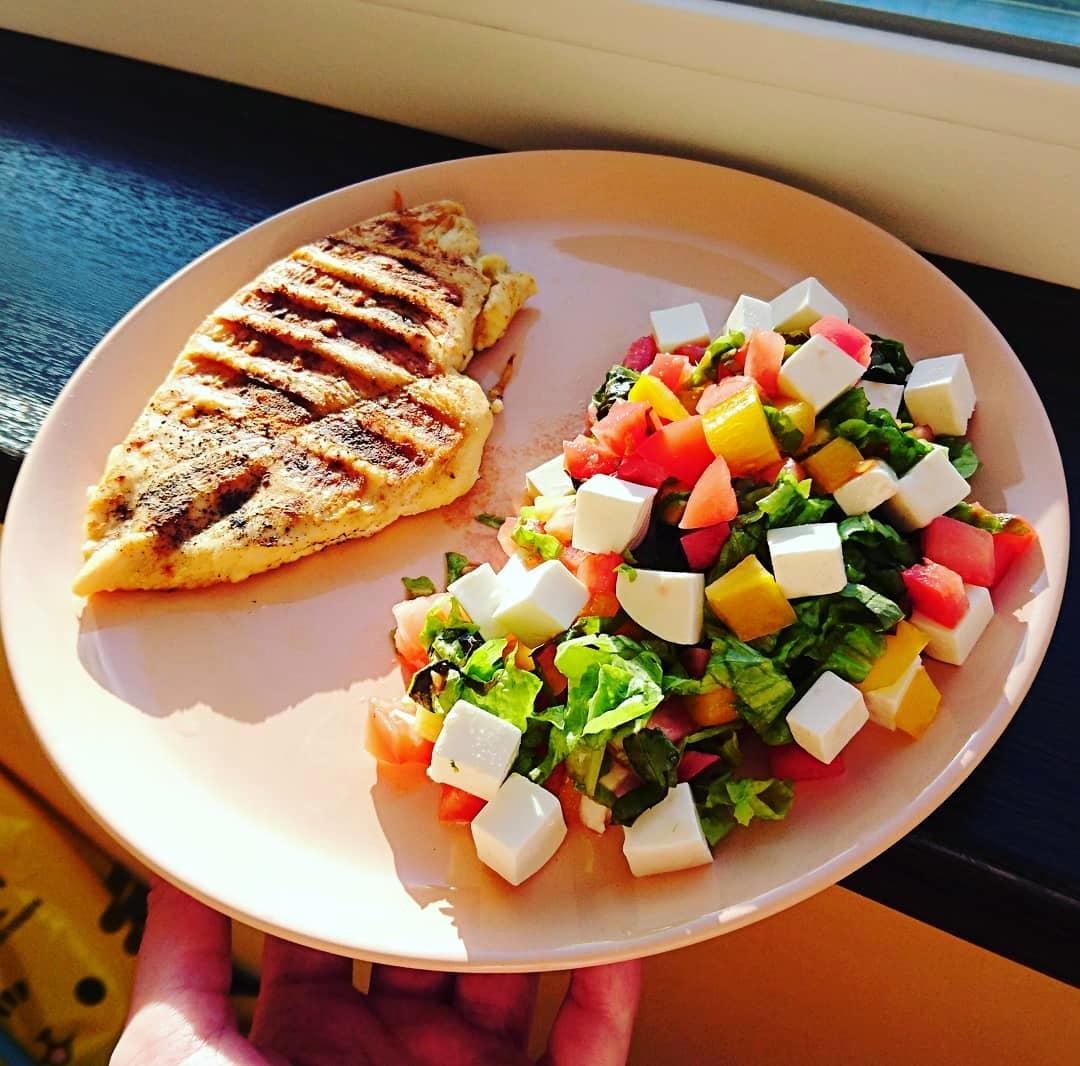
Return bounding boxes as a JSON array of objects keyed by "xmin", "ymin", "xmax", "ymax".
[{"xmin": 2, "ymin": 543, "xmax": 1077, "ymax": 1063}]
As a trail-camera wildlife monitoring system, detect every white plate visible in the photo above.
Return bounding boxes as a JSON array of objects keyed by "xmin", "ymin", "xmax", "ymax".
[{"xmin": 1, "ymin": 151, "xmax": 1066, "ymax": 971}]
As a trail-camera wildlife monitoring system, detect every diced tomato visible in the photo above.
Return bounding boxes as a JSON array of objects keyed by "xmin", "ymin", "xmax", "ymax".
[
  {"xmin": 563, "ymin": 434, "xmax": 619, "ymax": 479},
  {"xmin": 544, "ymin": 763, "xmax": 568, "ymax": 795},
  {"xmin": 617, "ymin": 452, "xmax": 669, "ymax": 488},
  {"xmin": 366, "ymin": 700, "xmax": 434, "ymax": 766},
  {"xmin": 809, "ymin": 315, "xmax": 872, "ymax": 367},
  {"xmin": 648, "ymin": 699, "xmax": 697, "ymax": 744},
  {"xmin": 993, "ymin": 517, "xmax": 1038, "ymax": 584},
  {"xmin": 624, "ymin": 334, "xmax": 658, "ymax": 371},
  {"xmin": 557, "ymin": 773, "xmax": 583, "ymax": 827},
  {"xmin": 592, "ymin": 400, "xmax": 649, "ymax": 457},
  {"xmin": 681, "ymin": 522, "xmax": 731, "ymax": 571},
  {"xmin": 392, "ymin": 592, "xmax": 447, "ymax": 673},
  {"xmin": 675, "ymin": 343, "xmax": 708, "ymax": 363},
  {"xmin": 768, "ymin": 744, "xmax": 845, "ymax": 779},
  {"xmin": 923, "ymin": 516, "xmax": 995, "ymax": 587},
  {"xmin": 758, "ymin": 457, "xmax": 806, "ymax": 484},
  {"xmin": 437, "ymin": 784, "xmax": 486, "ymax": 823},
  {"xmin": 572, "ymin": 550, "xmax": 623, "ymax": 617},
  {"xmin": 497, "ymin": 516, "xmax": 519, "ymax": 558},
  {"xmin": 614, "ymin": 619, "xmax": 647, "ymax": 640},
  {"xmin": 902, "ymin": 560, "xmax": 968, "ymax": 627},
  {"xmin": 681, "ymin": 646, "xmax": 711, "ymax": 679},
  {"xmin": 743, "ymin": 330, "xmax": 785, "ymax": 397},
  {"xmin": 678, "ymin": 751, "xmax": 721, "ymax": 782},
  {"xmin": 647, "ymin": 351, "xmax": 692, "ymax": 391},
  {"xmin": 680, "ymin": 455, "xmax": 738, "ymax": 529},
  {"xmin": 535, "ymin": 642, "xmax": 568, "ymax": 697},
  {"xmin": 696, "ymin": 376, "xmax": 757, "ymax": 414},
  {"xmin": 631, "ymin": 416, "xmax": 715, "ymax": 484},
  {"xmin": 909, "ymin": 425, "xmax": 935, "ymax": 442}
]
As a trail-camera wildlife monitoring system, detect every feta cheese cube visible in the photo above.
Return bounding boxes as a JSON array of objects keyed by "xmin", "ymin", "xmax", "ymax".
[
  {"xmin": 832, "ymin": 460, "xmax": 899, "ymax": 516},
  {"xmin": 766, "ymin": 523, "xmax": 847, "ymax": 599},
  {"xmin": 491, "ymin": 559, "xmax": 589, "ymax": 647},
  {"xmin": 786, "ymin": 671, "xmax": 869, "ymax": 763},
  {"xmin": 572, "ymin": 474, "xmax": 657, "ymax": 554},
  {"xmin": 578, "ymin": 794, "xmax": 610, "ymax": 834},
  {"xmin": 777, "ymin": 335, "xmax": 865, "ymax": 412},
  {"xmin": 622, "ymin": 783, "xmax": 712, "ymax": 877},
  {"xmin": 882, "ymin": 445, "xmax": 970, "ymax": 531},
  {"xmin": 615, "ymin": 567, "xmax": 704, "ymax": 645},
  {"xmin": 650, "ymin": 302, "xmax": 711, "ymax": 353},
  {"xmin": 724, "ymin": 294, "xmax": 773, "ymax": 337},
  {"xmin": 427, "ymin": 699, "xmax": 522, "ymax": 800},
  {"xmin": 447, "ymin": 563, "xmax": 507, "ymax": 639},
  {"xmin": 904, "ymin": 354, "xmax": 976, "ymax": 436},
  {"xmin": 770, "ymin": 277, "xmax": 848, "ymax": 333},
  {"xmin": 525, "ymin": 455, "xmax": 574, "ymax": 499},
  {"xmin": 912, "ymin": 583, "xmax": 994, "ymax": 665},
  {"xmin": 864, "ymin": 656, "xmax": 921, "ymax": 730},
  {"xmin": 860, "ymin": 380, "xmax": 905, "ymax": 419},
  {"xmin": 471, "ymin": 774, "xmax": 567, "ymax": 885}
]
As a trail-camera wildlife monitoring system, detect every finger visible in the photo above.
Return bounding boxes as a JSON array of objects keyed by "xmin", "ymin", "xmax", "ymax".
[
  {"xmin": 453, "ymin": 973, "xmax": 538, "ymax": 1046},
  {"xmin": 260, "ymin": 934, "xmax": 355, "ymax": 989},
  {"xmin": 114, "ymin": 878, "xmax": 267, "ymax": 1065},
  {"xmin": 252, "ymin": 938, "xmax": 405, "ymax": 1065},
  {"xmin": 369, "ymin": 964, "xmax": 454, "ymax": 1000},
  {"xmin": 129, "ymin": 876, "xmax": 232, "ymax": 1013},
  {"xmin": 543, "ymin": 960, "xmax": 642, "ymax": 1066}
]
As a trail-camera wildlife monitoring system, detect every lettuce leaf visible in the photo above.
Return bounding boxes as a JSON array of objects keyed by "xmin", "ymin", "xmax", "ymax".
[
  {"xmin": 462, "ymin": 639, "xmax": 509, "ymax": 683},
  {"xmin": 445, "ymin": 551, "xmax": 474, "ymax": 585},
  {"xmin": 471, "ymin": 660, "xmax": 542, "ymax": 732},
  {"xmin": 835, "ymin": 408, "xmax": 931, "ymax": 476},
  {"xmin": 512, "ymin": 706, "xmax": 571, "ymax": 784},
  {"xmin": 690, "ymin": 330, "xmax": 745, "ymax": 386},
  {"xmin": 512, "ymin": 518, "xmax": 563, "ymax": 561},
  {"xmin": 592, "ymin": 364, "xmax": 640, "ymax": 419},
  {"xmin": 863, "ymin": 334, "xmax": 914, "ymax": 384},
  {"xmin": 401, "ymin": 575, "xmax": 436, "ymax": 598},
  {"xmin": 611, "ymin": 783, "xmax": 668, "ymax": 826},
  {"xmin": 763, "ymin": 405, "xmax": 805, "ymax": 454},
  {"xmin": 818, "ymin": 386, "xmax": 869, "ymax": 431},
  {"xmin": 755, "ymin": 471, "xmax": 833, "ymax": 528},
  {"xmin": 555, "ymin": 633, "xmax": 666, "ymax": 738},
  {"xmin": 666, "ymin": 632, "xmax": 796, "ymax": 744},
  {"xmin": 623, "ymin": 728, "xmax": 679, "ymax": 789},
  {"xmin": 691, "ymin": 772, "xmax": 794, "ymax": 843},
  {"xmin": 935, "ymin": 435, "xmax": 980, "ymax": 478},
  {"xmin": 838, "ymin": 513, "xmax": 916, "ymax": 602}
]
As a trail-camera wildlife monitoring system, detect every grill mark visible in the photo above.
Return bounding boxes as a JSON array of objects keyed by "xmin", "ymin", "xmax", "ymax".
[
  {"xmin": 239, "ymin": 285, "xmax": 438, "ymax": 378},
  {"xmin": 137, "ymin": 452, "xmax": 268, "ymax": 550},
  {"xmin": 327, "ymin": 235, "xmax": 470, "ymax": 306},
  {"xmin": 216, "ymin": 299, "xmax": 417, "ymax": 392},
  {"xmin": 185, "ymin": 335, "xmax": 353, "ymax": 415},
  {"xmin": 294, "ymin": 246, "xmax": 463, "ymax": 324},
  {"xmin": 380, "ymin": 387, "xmax": 459, "ymax": 445},
  {"xmin": 298, "ymin": 414, "xmax": 423, "ymax": 481}
]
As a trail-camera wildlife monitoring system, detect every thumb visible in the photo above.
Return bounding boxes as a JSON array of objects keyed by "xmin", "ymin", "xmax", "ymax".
[
  {"xmin": 113, "ymin": 877, "xmax": 266, "ymax": 1065},
  {"xmin": 543, "ymin": 960, "xmax": 641, "ymax": 1066}
]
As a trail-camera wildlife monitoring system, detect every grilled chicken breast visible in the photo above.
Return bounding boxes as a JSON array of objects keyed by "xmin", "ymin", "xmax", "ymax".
[{"xmin": 73, "ymin": 201, "xmax": 535, "ymax": 595}]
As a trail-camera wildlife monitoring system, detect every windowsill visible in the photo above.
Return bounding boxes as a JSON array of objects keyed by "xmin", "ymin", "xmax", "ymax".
[{"xmin": 3, "ymin": 0, "xmax": 1079, "ymax": 285}]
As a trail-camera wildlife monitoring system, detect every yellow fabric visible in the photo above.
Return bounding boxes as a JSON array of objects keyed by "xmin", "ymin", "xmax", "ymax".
[{"xmin": 0, "ymin": 770, "xmax": 136, "ymax": 1066}]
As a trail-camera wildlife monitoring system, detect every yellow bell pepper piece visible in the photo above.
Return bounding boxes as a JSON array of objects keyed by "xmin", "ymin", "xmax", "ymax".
[
  {"xmin": 858, "ymin": 621, "xmax": 929, "ymax": 692},
  {"xmin": 705, "ymin": 555, "xmax": 796, "ymax": 642},
  {"xmin": 895, "ymin": 666, "xmax": 941, "ymax": 739},
  {"xmin": 628, "ymin": 373, "xmax": 689, "ymax": 421},
  {"xmin": 685, "ymin": 688, "xmax": 739, "ymax": 726},
  {"xmin": 804, "ymin": 437, "xmax": 864, "ymax": 492},
  {"xmin": 779, "ymin": 399, "xmax": 815, "ymax": 449},
  {"xmin": 701, "ymin": 384, "xmax": 781, "ymax": 475},
  {"xmin": 415, "ymin": 704, "xmax": 444, "ymax": 742}
]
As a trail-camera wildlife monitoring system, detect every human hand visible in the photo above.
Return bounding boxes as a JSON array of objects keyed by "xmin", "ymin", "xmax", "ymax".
[{"xmin": 111, "ymin": 879, "xmax": 640, "ymax": 1066}]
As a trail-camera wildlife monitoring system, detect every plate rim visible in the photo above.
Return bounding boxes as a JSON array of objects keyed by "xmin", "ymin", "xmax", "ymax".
[{"xmin": 1, "ymin": 148, "xmax": 1069, "ymax": 970}]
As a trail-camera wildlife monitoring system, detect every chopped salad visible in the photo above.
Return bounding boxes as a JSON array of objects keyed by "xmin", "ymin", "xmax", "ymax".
[{"xmin": 368, "ymin": 276, "xmax": 1039, "ymax": 886}]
